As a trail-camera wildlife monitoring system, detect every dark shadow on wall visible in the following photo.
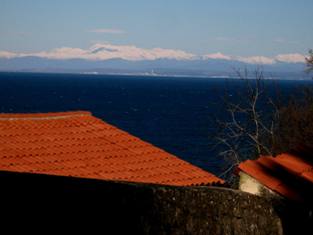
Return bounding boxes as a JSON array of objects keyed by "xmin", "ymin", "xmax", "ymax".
[{"xmin": 0, "ymin": 170, "xmax": 308, "ymax": 235}]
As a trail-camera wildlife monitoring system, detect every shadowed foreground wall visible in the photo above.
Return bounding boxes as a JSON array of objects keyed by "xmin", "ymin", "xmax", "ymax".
[{"xmin": 0, "ymin": 171, "xmax": 285, "ymax": 234}]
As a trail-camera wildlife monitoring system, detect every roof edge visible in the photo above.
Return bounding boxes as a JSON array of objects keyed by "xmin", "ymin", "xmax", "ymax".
[
  {"xmin": 0, "ymin": 169, "xmax": 224, "ymax": 187},
  {"xmin": 0, "ymin": 111, "xmax": 92, "ymax": 120}
]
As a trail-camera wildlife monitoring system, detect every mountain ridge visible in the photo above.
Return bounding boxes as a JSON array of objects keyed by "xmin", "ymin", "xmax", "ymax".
[{"xmin": 0, "ymin": 56, "xmax": 309, "ymax": 79}]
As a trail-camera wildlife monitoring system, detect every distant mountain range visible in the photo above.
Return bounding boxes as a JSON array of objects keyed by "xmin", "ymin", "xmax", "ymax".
[{"xmin": 0, "ymin": 56, "xmax": 310, "ymax": 79}]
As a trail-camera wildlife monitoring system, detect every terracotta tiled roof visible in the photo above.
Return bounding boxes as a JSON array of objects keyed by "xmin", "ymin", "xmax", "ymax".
[
  {"xmin": 0, "ymin": 111, "xmax": 223, "ymax": 186},
  {"xmin": 238, "ymin": 153, "xmax": 313, "ymax": 201}
]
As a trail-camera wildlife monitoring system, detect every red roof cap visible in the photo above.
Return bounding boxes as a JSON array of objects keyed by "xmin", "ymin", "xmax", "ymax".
[
  {"xmin": 238, "ymin": 154, "xmax": 313, "ymax": 201},
  {"xmin": 0, "ymin": 111, "xmax": 223, "ymax": 186}
]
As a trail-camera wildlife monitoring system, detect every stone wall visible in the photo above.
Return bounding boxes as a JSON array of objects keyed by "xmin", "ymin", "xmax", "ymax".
[{"xmin": 0, "ymin": 170, "xmax": 296, "ymax": 234}]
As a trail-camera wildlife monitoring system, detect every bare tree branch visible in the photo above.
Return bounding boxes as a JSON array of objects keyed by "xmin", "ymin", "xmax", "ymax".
[{"xmin": 211, "ymin": 69, "xmax": 279, "ymax": 182}]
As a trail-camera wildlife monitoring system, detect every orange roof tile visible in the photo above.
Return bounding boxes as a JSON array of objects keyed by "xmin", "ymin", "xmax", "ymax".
[
  {"xmin": 0, "ymin": 111, "xmax": 223, "ymax": 186},
  {"xmin": 238, "ymin": 154, "xmax": 313, "ymax": 201}
]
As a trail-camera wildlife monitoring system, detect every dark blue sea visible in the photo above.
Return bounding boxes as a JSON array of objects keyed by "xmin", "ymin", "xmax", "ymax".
[{"xmin": 1, "ymin": 72, "xmax": 312, "ymax": 175}]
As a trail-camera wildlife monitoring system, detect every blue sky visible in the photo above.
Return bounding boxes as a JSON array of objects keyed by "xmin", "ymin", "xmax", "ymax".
[{"xmin": 0, "ymin": 0, "xmax": 312, "ymax": 61}]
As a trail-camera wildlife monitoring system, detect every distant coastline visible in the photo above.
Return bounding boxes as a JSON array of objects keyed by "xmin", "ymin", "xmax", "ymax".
[
  {"xmin": 0, "ymin": 70, "xmax": 311, "ymax": 81},
  {"xmin": 0, "ymin": 56, "xmax": 310, "ymax": 80}
]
